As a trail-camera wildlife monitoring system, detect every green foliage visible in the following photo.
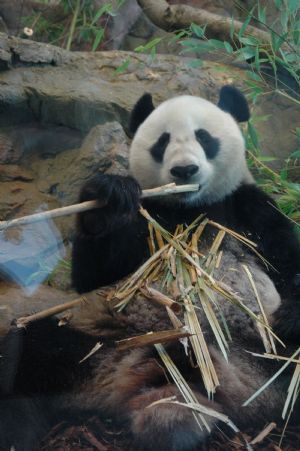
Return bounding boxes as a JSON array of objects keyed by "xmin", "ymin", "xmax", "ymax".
[
  {"xmin": 134, "ymin": 37, "xmax": 164, "ymax": 61},
  {"xmin": 246, "ymin": 118, "xmax": 300, "ymax": 227},
  {"xmin": 23, "ymin": 0, "xmax": 125, "ymax": 50},
  {"xmin": 181, "ymin": 2, "xmax": 300, "ymax": 102}
]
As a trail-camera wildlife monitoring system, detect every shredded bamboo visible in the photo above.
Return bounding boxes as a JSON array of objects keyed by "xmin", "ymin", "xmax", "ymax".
[
  {"xmin": 110, "ymin": 208, "xmax": 275, "ymax": 397},
  {"xmin": 154, "ymin": 343, "xmax": 211, "ymax": 431}
]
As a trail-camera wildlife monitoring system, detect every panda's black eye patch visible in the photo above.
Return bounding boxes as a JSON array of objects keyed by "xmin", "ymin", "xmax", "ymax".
[
  {"xmin": 150, "ymin": 132, "xmax": 170, "ymax": 163},
  {"xmin": 195, "ymin": 129, "xmax": 220, "ymax": 159}
]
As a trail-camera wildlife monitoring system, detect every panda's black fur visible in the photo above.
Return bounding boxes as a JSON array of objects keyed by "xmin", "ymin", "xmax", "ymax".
[{"xmin": 1, "ymin": 86, "xmax": 300, "ymax": 451}]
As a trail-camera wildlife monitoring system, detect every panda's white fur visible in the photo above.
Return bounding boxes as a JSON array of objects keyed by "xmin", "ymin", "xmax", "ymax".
[{"xmin": 130, "ymin": 95, "xmax": 254, "ymax": 205}]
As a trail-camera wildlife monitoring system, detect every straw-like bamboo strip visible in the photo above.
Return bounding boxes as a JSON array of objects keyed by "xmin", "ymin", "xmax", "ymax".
[
  {"xmin": 155, "ymin": 343, "xmax": 211, "ymax": 431},
  {"xmin": 243, "ymin": 264, "xmax": 278, "ymax": 353}
]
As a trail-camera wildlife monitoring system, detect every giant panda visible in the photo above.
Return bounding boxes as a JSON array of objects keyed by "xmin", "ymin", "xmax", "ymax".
[{"xmin": 0, "ymin": 86, "xmax": 300, "ymax": 451}]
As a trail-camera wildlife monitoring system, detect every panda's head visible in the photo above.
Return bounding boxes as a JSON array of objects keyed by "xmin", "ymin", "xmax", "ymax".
[{"xmin": 128, "ymin": 85, "xmax": 253, "ymax": 206}]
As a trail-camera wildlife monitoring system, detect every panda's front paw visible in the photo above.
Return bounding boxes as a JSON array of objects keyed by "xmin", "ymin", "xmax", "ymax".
[{"xmin": 78, "ymin": 174, "xmax": 141, "ymax": 235}]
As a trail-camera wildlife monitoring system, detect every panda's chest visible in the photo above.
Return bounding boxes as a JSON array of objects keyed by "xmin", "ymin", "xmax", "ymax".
[{"xmin": 143, "ymin": 200, "xmax": 235, "ymax": 234}]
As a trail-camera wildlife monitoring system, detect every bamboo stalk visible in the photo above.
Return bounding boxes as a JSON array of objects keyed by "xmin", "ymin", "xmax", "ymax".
[
  {"xmin": 0, "ymin": 183, "xmax": 198, "ymax": 231},
  {"xmin": 250, "ymin": 422, "xmax": 277, "ymax": 445},
  {"xmin": 116, "ymin": 329, "xmax": 190, "ymax": 351},
  {"xmin": 16, "ymin": 297, "xmax": 87, "ymax": 328},
  {"xmin": 140, "ymin": 285, "xmax": 182, "ymax": 314}
]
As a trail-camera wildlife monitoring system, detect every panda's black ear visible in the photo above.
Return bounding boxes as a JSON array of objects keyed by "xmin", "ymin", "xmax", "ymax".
[
  {"xmin": 128, "ymin": 93, "xmax": 155, "ymax": 136},
  {"xmin": 217, "ymin": 85, "xmax": 250, "ymax": 122}
]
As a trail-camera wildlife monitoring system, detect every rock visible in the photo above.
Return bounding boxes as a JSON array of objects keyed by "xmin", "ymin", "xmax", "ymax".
[
  {"xmin": 33, "ymin": 121, "xmax": 130, "ymax": 206},
  {"xmin": 0, "ymin": 164, "xmax": 34, "ymax": 181}
]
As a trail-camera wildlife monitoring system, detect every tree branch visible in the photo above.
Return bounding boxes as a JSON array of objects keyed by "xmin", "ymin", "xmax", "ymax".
[{"xmin": 137, "ymin": 0, "xmax": 271, "ymax": 46}]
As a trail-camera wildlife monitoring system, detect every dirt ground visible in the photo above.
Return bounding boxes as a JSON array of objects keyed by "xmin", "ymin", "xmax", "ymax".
[{"xmin": 39, "ymin": 416, "xmax": 300, "ymax": 451}]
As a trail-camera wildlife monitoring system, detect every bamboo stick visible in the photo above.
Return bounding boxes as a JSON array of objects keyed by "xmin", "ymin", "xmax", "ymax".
[
  {"xmin": 0, "ymin": 183, "xmax": 199, "ymax": 231},
  {"xmin": 140, "ymin": 285, "xmax": 182, "ymax": 314},
  {"xmin": 16, "ymin": 297, "xmax": 87, "ymax": 328},
  {"xmin": 116, "ymin": 329, "xmax": 191, "ymax": 351}
]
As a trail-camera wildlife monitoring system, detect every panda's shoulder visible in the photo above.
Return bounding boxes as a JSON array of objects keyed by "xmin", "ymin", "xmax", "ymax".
[
  {"xmin": 232, "ymin": 183, "xmax": 288, "ymax": 226},
  {"xmin": 233, "ymin": 182, "xmax": 273, "ymax": 205}
]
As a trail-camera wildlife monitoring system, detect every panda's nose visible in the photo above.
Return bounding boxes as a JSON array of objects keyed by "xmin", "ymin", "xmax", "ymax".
[{"xmin": 170, "ymin": 164, "xmax": 199, "ymax": 180}]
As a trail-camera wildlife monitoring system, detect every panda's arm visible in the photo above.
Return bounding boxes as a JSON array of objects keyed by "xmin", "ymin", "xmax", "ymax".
[
  {"xmin": 71, "ymin": 174, "xmax": 150, "ymax": 293},
  {"xmin": 234, "ymin": 184, "xmax": 300, "ymax": 299}
]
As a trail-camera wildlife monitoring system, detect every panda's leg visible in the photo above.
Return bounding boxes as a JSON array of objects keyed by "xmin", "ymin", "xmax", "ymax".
[
  {"xmin": 0, "ymin": 397, "xmax": 50, "ymax": 451},
  {"xmin": 209, "ymin": 346, "xmax": 286, "ymax": 428},
  {"xmin": 69, "ymin": 347, "xmax": 221, "ymax": 451},
  {"xmin": 129, "ymin": 385, "xmax": 220, "ymax": 451}
]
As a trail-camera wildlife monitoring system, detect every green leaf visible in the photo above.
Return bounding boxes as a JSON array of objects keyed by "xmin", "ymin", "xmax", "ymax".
[
  {"xmin": 274, "ymin": 0, "xmax": 282, "ymax": 8},
  {"xmin": 248, "ymin": 121, "xmax": 259, "ymax": 148},
  {"xmin": 150, "ymin": 46, "xmax": 157, "ymax": 60},
  {"xmin": 280, "ymin": 168, "xmax": 288, "ymax": 181},
  {"xmin": 114, "ymin": 58, "xmax": 131, "ymax": 74},
  {"xmin": 254, "ymin": 45, "xmax": 260, "ymax": 72},
  {"xmin": 180, "ymin": 38, "xmax": 200, "ymax": 47},
  {"xmin": 135, "ymin": 37, "xmax": 162, "ymax": 53},
  {"xmin": 280, "ymin": 9, "xmax": 289, "ymax": 32},
  {"xmin": 284, "ymin": 53, "xmax": 300, "ymax": 63},
  {"xmin": 224, "ymin": 41, "xmax": 233, "ymax": 53},
  {"xmin": 239, "ymin": 36, "xmax": 260, "ymax": 46},
  {"xmin": 258, "ymin": 156, "xmax": 277, "ymax": 162},
  {"xmin": 92, "ymin": 28, "xmax": 104, "ymax": 51},
  {"xmin": 238, "ymin": 9, "xmax": 254, "ymax": 38},
  {"xmin": 134, "ymin": 45, "xmax": 145, "ymax": 53},
  {"xmin": 91, "ymin": 4, "xmax": 111, "ymax": 26},
  {"xmin": 246, "ymin": 70, "xmax": 262, "ymax": 82},
  {"xmin": 143, "ymin": 37, "xmax": 162, "ymax": 50},
  {"xmin": 257, "ymin": 3, "xmax": 266, "ymax": 24},
  {"xmin": 187, "ymin": 59, "xmax": 203, "ymax": 68},
  {"xmin": 291, "ymin": 150, "xmax": 300, "ymax": 159},
  {"xmin": 190, "ymin": 23, "xmax": 207, "ymax": 39},
  {"xmin": 287, "ymin": 0, "xmax": 299, "ymax": 13},
  {"xmin": 170, "ymin": 30, "xmax": 189, "ymax": 44},
  {"xmin": 234, "ymin": 46, "xmax": 256, "ymax": 61},
  {"xmin": 79, "ymin": 28, "xmax": 91, "ymax": 41},
  {"xmin": 292, "ymin": 29, "xmax": 300, "ymax": 45},
  {"xmin": 244, "ymin": 82, "xmax": 263, "ymax": 101},
  {"xmin": 207, "ymin": 39, "xmax": 226, "ymax": 49},
  {"xmin": 271, "ymin": 31, "xmax": 286, "ymax": 52},
  {"xmin": 181, "ymin": 41, "xmax": 215, "ymax": 54}
]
